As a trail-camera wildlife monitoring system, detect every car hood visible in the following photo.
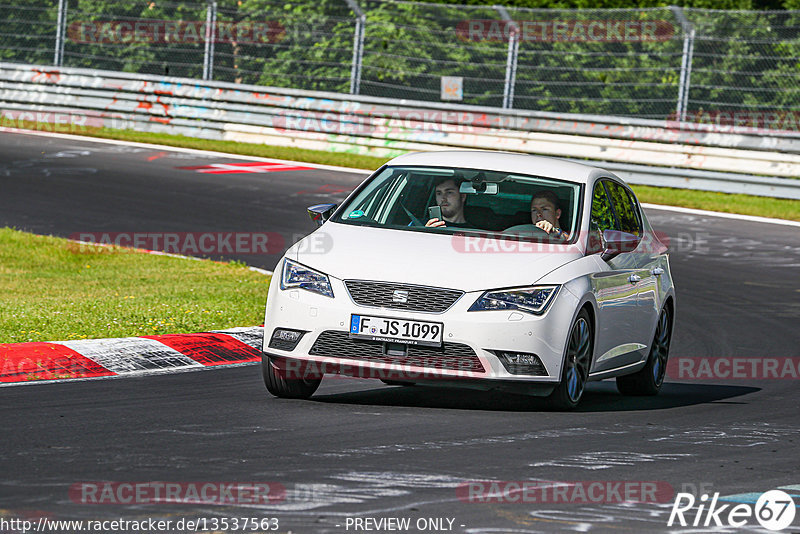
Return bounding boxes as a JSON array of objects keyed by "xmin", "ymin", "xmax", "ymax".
[{"xmin": 289, "ymin": 222, "xmax": 583, "ymax": 293}]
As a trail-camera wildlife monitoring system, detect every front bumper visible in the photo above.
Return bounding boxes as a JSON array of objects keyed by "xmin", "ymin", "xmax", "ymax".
[{"xmin": 263, "ymin": 273, "xmax": 580, "ymax": 388}]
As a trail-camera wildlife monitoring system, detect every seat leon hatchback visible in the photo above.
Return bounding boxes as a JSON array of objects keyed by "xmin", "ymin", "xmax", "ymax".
[{"xmin": 261, "ymin": 151, "xmax": 675, "ymax": 409}]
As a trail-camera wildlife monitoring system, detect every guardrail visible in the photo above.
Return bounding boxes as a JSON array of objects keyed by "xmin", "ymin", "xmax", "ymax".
[{"xmin": 1, "ymin": 62, "xmax": 799, "ymax": 200}]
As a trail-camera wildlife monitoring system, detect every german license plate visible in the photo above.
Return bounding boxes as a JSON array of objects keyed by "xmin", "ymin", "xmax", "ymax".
[{"xmin": 349, "ymin": 314, "xmax": 443, "ymax": 347}]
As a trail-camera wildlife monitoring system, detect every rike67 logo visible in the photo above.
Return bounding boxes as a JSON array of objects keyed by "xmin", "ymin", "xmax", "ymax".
[{"xmin": 668, "ymin": 490, "xmax": 796, "ymax": 531}]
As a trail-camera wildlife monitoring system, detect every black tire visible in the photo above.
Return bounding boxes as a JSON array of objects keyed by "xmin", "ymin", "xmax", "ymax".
[
  {"xmin": 548, "ymin": 309, "xmax": 593, "ymax": 410},
  {"xmin": 262, "ymin": 355, "xmax": 321, "ymax": 399},
  {"xmin": 380, "ymin": 379, "xmax": 415, "ymax": 386},
  {"xmin": 616, "ymin": 306, "xmax": 672, "ymax": 396}
]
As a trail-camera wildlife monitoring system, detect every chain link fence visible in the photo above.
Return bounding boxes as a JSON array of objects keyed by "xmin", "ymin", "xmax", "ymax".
[{"xmin": 1, "ymin": 0, "xmax": 799, "ymax": 128}]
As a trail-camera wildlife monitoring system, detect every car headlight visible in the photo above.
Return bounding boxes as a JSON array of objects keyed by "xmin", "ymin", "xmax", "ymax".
[
  {"xmin": 468, "ymin": 285, "xmax": 559, "ymax": 315},
  {"xmin": 280, "ymin": 259, "xmax": 334, "ymax": 298}
]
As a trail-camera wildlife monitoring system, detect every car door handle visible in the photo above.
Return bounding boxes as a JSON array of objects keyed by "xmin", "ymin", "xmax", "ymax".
[
  {"xmin": 651, "ymin": 267, "xmax": 665, "ymax": 276},
  {"xmin": 629, "ymin": 274, "xmax": 642, "ymax": 284}
]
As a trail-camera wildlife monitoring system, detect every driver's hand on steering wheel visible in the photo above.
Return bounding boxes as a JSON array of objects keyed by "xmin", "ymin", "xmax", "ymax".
[
  {"xmin": 536, "ymin": 220, "xmax": 567, "ymax": 240},
  {"xmin": 535, "ymin": 220, "xmax": 555, "ymax": 233}
]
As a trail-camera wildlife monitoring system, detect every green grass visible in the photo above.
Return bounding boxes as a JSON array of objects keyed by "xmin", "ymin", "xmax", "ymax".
[
  {"xmin": 632, "ymin": 185, "xmax": 800, "ymax": 221},
  {"xmin": 7, "ymin": 121, "xmax": 800, "ymax": 221},
  {"xmin": 0, "ymin": 227, "xmax": 270, "ymax": 344}
]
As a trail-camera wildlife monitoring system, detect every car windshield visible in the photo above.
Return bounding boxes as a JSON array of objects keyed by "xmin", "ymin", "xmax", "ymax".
[{"xmin": 332, "ymin": 165, "xmax": 581, "ymax": 242}]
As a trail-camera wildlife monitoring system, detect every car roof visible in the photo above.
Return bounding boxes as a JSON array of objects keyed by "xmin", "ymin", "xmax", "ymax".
[{"xmin": 385, "ymin": 150, "xmax": 610, "ymax": 185}]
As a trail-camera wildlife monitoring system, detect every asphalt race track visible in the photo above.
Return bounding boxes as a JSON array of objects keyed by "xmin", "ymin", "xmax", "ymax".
[{"xmin": 2, "ymin": 131, "xmax": 799, "ymax": 533}]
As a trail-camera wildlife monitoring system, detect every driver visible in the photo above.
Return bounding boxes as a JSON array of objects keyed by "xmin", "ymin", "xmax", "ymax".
[
  {"xmin": 425, "ymin": 177, "xmax": 472, "ymax": 228},
  {"xmin": 506, "ymin": 190, "xmax": 569, "ymax": 241},
  {"xmin": 531, "ymin": 190, "xmax": 569, "ymax": 240}
]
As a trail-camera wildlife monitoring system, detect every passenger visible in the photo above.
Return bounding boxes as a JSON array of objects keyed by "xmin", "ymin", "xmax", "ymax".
[{"xmin": 425, "ymin": 177, "xmax": 473, "ymax": 228}]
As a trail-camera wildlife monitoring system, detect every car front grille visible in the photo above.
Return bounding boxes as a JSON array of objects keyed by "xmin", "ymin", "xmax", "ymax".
[
  {"xmin": 344, "ymin": 280, "xmax": 463, "ymax": 313},
  {"xmin": 309, "ymin": 331, "xmax": 485, "ymax": 373}
]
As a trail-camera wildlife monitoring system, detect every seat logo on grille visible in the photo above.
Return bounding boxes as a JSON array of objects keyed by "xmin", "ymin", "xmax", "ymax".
[{"xmin": 392, "ymin": 290, "xmax": 409, "ymax": 303}]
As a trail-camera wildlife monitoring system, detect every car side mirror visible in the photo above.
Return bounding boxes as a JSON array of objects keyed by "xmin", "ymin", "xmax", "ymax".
[
  {"xmin": 601, "ymin": 230, "xmax": 641, "ymax": 261},
  {"xmin": 307, "ymin": 203, "xmax": 337, "ymax": 226}
]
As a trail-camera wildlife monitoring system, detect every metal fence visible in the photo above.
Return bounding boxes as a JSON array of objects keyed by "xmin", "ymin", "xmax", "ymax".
[{"xmin": 1, "ymin": 1, "xmax": 799, "ymax": 128}]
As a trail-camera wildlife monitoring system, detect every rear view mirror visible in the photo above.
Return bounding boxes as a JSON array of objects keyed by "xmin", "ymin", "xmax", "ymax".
[
  {"xmin": 601, "ymin": 230, "xmax": 641, "ymax": 261},
  {"xmin": 460, "ymin": 182, "xmax": 498, "ymax": 195},
  {"xmin": 307, "ymin": 203, "xmax": 337, "ymax": 226}
]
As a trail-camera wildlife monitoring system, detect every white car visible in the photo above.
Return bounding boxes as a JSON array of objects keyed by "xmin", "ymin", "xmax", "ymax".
[{"xmin": 261, "ymin": 151, "xmax": 675, "ymax": 409}]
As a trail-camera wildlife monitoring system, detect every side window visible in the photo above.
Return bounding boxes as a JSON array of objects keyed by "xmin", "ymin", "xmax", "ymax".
[
  {"xmin": 605, "ymin": 182, "xmax": 642, "ymax": 236},
  {"xmin": 588, "ymin": 181, "xmax": 615, "ymax": 254},
  {"xmin": 591, "ymin": 181, "xmax": 615, "ymax": 233}
]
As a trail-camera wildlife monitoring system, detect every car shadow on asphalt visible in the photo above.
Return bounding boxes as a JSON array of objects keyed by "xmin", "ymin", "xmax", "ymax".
[{"xmin": 311, "ymin": 380, "xmax": 759, "ymax": 412}]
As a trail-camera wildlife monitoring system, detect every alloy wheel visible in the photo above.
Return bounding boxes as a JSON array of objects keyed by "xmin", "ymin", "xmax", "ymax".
[
  {"xmin": 651, "ymin": 309, "xmax": 671, "ymax": 387},
  {"xmin": 565, "ymin": 316, "xmax": 592, "ymax": 403}
]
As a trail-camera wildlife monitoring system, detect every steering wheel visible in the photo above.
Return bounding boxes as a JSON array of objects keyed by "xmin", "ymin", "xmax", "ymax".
[{"xmin": 504, "ymin": 224, "xmax": 550, "ymax": 237}]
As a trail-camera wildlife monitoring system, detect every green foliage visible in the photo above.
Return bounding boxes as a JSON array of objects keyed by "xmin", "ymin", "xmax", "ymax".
[
  {"xmin": 682, "ymin": 10, "xmax": 800, "ymax": 115},
  {"xmin": 220, "ymin": 0, "xmax": 355, "ymax": 90},
  {"xmin": 1, "ymin": 0, "xmax": 798, "ymax": 120},
  {"xmin": 0, "ymin": 1, "xmax": 57, "ymax": 65},
  {"xmin": 64, "ymin": 0, "xmax": 207, "ymax": 77}
]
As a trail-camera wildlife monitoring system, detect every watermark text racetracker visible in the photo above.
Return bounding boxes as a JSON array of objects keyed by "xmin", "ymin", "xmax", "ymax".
[
  {"xmin": 449, "ymin": 229, "xmax": 711, "ymax": 255},
  {"xmin": 458, "ymin": 480, "xmax": 674, "ymax": 504},
  {"xmin": 668, "ymin": 110, "xmax": 800, "ymax": 134},
  {"xmin": 68, "ymin": 20, "xmax": 285, "ymax": 44},
  {"xmin": 70, "ymin": 481, "xmax": 285, "ymax": 505},
  {"xmin": 667, "ymin": 357, "xmax": 800, "ymax": 380},
  {"xmin": 70, "ymin": 231, "xmax": 334, "ymax": 256},
  {"xmin": 271, "ymin": 357, "xmax": 486, "ymax": 381},
  {"xmin": 272, "ymin": 110, "xmax": 517, "ymax": 136},
  {"xmin": 1, "ymin": 109, "xmax": 100, "ymax": 133},
  {"xmin": 456, "ymin": 19, "xmax": 674, "ymax": 42},
  {"xmin": 70, "ymin": 232, "xmax": 284, "ymax": 255}
]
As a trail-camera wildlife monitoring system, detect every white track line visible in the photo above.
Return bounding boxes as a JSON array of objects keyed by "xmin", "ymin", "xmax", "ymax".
[
  {"xmin": 0, "ymin": 127, "xmax": 372, "ymax": 174},
  {"xmin": 641, "ymin": 203, "xmax": 800, "ymax": 228},
  {"xmin": 4, "ymin": 128, "xmax": 797, "ymax": 226}
]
